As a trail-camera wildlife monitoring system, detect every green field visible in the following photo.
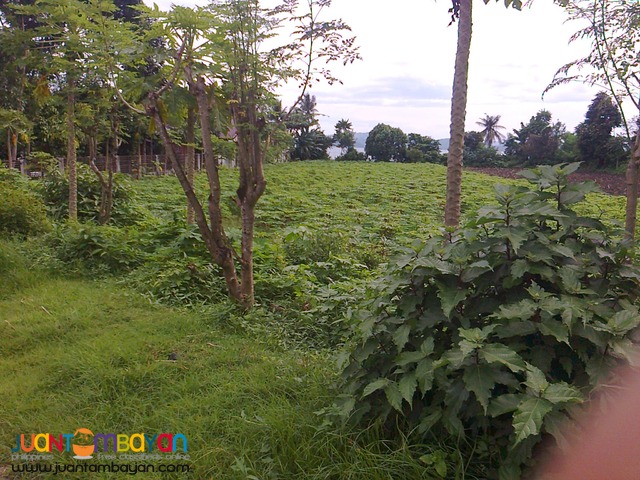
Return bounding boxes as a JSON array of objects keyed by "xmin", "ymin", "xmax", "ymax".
[{"xmin": 0, "ymin": 161, "xmax": 631, "ymax": 479}]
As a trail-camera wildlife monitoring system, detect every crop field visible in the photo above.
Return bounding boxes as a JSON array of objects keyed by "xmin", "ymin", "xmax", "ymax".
[{"xmin": 0, "ymin": 161, "xmax": 632, "ymax": 479}]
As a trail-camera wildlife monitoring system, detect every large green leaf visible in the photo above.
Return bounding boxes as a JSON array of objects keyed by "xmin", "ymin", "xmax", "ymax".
[
  {"xmin": 362, "ymin": 378, "xmax": 390, "ymax": 398},
  {"xmin": 392, "ymin": 324, "xmax": 411, "ymax": 349},
  {"xmin": 524, "ymin": 365, "xmax": 548, "ymax": 395},
  {"xmin": 608, "ymin": 310, "xmax": 640, "ymax": 335},
  {"xmin": 416, "ymin": 358, "xmax": 435, "ymax": 394},
  {"xmin": 461, "ymin": 260, "xmax": 493, "ymax": 282},
  {"xmin": 488, "ymin": 393, "xmax": 522, "ymax": 417},
  {"xmin": 384, "ymin": 382, "xmax": 403, "ymax": 412},
  {"xmin": 480, "ymin": 344, "xmax": 526, "ymax": 372},
  {"xmin": 543, "ymin": 383, "xmax": 582, "ymax": 405},
  {"xmin": 512, "ymin": 397, "xmax": 553, "ymax": 444},
  {"xmin": 436, "ymin": 281, "xmax": 468, "ymax": 318},
  {"xmin": 396, "ymin": 350, "xmax": 426, "ymax": 366},
  {"xmin": 398, "ymin": 372, "xmax": 417, "ymax": 406},
  {"xmin": 463, "ymin": 363, "xmax": 500, "ymax": 413},
  {"xmin": 539, "ymin": 318, "xmax": 569, "ymax": 345}
]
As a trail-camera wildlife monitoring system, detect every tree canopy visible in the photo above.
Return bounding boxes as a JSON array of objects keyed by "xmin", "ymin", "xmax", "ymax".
[{"xmin": 365, "ymin": 123, "xmax": 406, "ymax": 162}]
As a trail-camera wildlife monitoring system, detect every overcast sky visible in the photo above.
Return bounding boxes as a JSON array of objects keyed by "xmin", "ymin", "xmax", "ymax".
[{"xmin": 143, "ymin": 0, "xmax": 608, "ymax": 139}]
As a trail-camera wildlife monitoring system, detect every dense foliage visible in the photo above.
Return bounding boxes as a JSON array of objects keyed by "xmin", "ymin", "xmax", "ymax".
[
  {"xmin": 576, "ymin": 92, "xmax": 626, "ymax": 169},
  {"xmin": 0, "ymin": 168, "xmax": 50, "ymax": 237},
  {"xmin": 365, "ymin": 123, "xmax": 407, "ymax": 162},
  {"xmin": 504, "ymin": 110, "xmax": 567, "ymax": 166},
  {"xmin": 335, "ymin": 163, "xmax": 640, "ymax": 478},
  {"xmin": 38, "ymin": 163, "xmax": 139, "ymax": 225}
]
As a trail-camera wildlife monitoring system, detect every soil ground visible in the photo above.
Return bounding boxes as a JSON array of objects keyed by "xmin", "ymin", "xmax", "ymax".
[{"xmin": 467, "ymin": 167, "xmax": 627, "ymax": 196}]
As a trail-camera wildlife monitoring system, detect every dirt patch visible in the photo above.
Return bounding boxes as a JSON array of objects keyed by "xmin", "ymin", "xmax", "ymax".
[{"xmin": 467, "ymin": 167, "xmax": 627, "ymax": 196}]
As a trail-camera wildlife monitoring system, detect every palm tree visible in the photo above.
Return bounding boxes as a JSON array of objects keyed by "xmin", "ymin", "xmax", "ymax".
[{"xmin": 477, "ymin": 114, "xmax": 506, "ymax": 147}]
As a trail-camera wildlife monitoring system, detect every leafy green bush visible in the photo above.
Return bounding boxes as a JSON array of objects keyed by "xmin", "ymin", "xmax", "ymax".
[
  {"xmin": 128, "ymin": 256, "xmax": 228, "ymax": 307},
  {"xmin": 44, "ymin": 224, "xmax": 143, "ymax": 274},
  {"xmin": 0, "ymin": 166, "xmax": 31, "ymax": 189},
  {"xmin": 335, "ymin": 163, "xmax": 640, "ymax": 478},
  {"xmin": 0, "ymin": 174, "xmax": 51, "ymax": 238},
  {"xmin": 336, "ymin": 148, "xmax": 367, "ymax": 161},
  {"xmin": 38, "ymin": 163, "xmax": 140, "ymax": 225}
]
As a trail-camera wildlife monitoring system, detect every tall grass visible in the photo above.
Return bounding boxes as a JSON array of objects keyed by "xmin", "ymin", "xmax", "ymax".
[{"xmin": 0, "ymin": 244, "xmax": 455, "ymax": 479}]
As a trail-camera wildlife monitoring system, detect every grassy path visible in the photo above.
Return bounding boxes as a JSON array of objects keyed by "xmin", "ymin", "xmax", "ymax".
[
  {"xmin": 0, "ymin": 275, "xmax": 439, "ymax": 479},
  {"xmin": 0, "ymin": 276, "xmax": 335, "ymax": 479}
]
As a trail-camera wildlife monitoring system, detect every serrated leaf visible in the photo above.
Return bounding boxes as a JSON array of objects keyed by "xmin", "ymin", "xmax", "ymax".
[
  {"xmin": 436, "ymin": 282, "xmax": 467, "ymax": 318},
  {"xmin": 461, "ymin": 260, "xmax": 492, "ymax": 282},
  {"xmin": 480, "ymin": 344, "xmax": 526, "ymax": 372},
  {"xmin": 559, "ymin": 267, "xmax": 581, "ymax": 292},
  {"xmin": 398, "ymin": 373, "xmax": 417, "ymax": 406},
  {"xmin": 496, "ymin": 300, "xmax": 537, "ymax": 321},
  {"xmin": 420, "ymin": 337, "xmax": 435, "ymax": 355},
  {"xmin": 362, "ymin": 378, "xmax": 390, "ymax": 398},
  {"xmin": 549, "ymin": 243, "xmax": 576, "ymax": 259},
  {"xmin": 463, "ymin": 364, "xmax": 498, "ymax": 413},
  {"xmin": 459, "ymin": 339, "xmax": 480, "ymax": 357},
  {"xmin": 543, "ymin": 382, "xmax": 582, "ymax": 405},
  {"xmin": 504, "ymin": 227, "xmax": 528, "ymax": 253},
  {"xmin": 510, "ymin": 259, "xmax": 530, "ymax": 280},
  {"xmin": 384, "ymin": 382, "xmax": 403, "ymax": 412},
  {"xmin": 609, "ymin": 338, "xmax": 639, "ymax": 363},
  {"xmin": 459, "ymin": 325, "xmax": 496, "ymax": 343},
  {"xmin": 416, "ymin": 359, "xmax": 435, "ymax": 394},
  {"xmin": 539, "ymin": 318, "xmax": 569, "ymax": 345},
  {"xmin": 488, "ymin": 393, "xmax": 522, "ymax": 417},
  {"xmin": 524, "ymin": 365, "xmax": 548, "ymax": 395},
  {"xmin": 608, "ymin": 310, "xmax": 640, "ymax": 335},
  {"xmin": 393, "ymin": 324, "xmax": 411, "ymax": 349},
  {"xmin": 396, "ymin": 350, "xmax": 426, "ymax": 366},
  {"xmin": 513, "ymin": 397, "xmax": 553, "ymax": 444},
  {"xmin": 443, "ymin": 347, "xmax": 467, "ymax": 369}
]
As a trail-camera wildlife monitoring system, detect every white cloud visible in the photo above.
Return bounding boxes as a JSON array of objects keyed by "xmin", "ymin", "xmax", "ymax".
[{"xmin": 143, "ymin": 0, "xmax": 608, "ymax": 139}]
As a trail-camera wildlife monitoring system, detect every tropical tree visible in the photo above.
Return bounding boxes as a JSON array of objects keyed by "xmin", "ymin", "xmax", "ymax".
[
  {"xmin": 404, "ymin": 132, "xmax": 443, "ymax": 163},
  {"xmin": 288, "ymin": 94, "xmax": 331, "ymax": 160},
  {"xmin": 333, "ymin": 118, "xmax": 355, "ymax": 155},
  {"xmin": 504, "ymin": 110, "xmax": 566, "ymax": 166},
  {"xmin": 463, "ymin": 130, "xmax": 501, "ymax": 166},
  {"xmin": 575, "ymin": 92, "xmax": 623, "ymax": 169},
  {"xmin": 0, "ymin": 109, "xmax": 32, "ymax": 169},
  {"xmin": 365, "ymin": 123, "xmax": 406, "ymax": 161},
  {"xmin": 114, "ymin": 0, "xmax": 359, "ymax": 308},
  {"xmin": 444, "ymin": 0, "xmax": 522, "ymax": 228},
  {"xmin": 476, "ymin": 114, "xmax": 506, "ymax": 147},
  {"xmin": 548, "ymin": 0, "xmax": 639, "ymax": 238}
]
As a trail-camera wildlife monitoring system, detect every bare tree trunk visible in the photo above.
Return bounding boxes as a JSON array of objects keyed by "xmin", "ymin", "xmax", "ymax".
[
  {"xmin": 148, "ymin": 92, "xmax": 244, "ymax": 305},
  {"xmin": 233, "ymin": 91, "xmax": 267, "ymax": 306},
  {"xmin": 444, "ymin": 0, "xmax": 472, "ymax": 228},
  {"xmin": 137, "ymin": 138, "xmax": 143, "ymax": 179},
  {"xmin": 186, "ymin": 104, "xmax": 196, "ymax": 225},
  {"xmin": 67, "ymin": 77, "xmax": 77, "ymax": 222},
  {"xmin": 7, "ymin": 130, "xmax": 13, "ymax": 169},
  {"xmin": 10, "ymin": 132, "xmax": 17, "ymax": 169},
  {"xmin": 625, "ymin": 132, "xmax": 640, "ymax": 240}
]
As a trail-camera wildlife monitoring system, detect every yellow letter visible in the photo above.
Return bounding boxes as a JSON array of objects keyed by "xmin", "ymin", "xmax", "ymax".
[
  {"xmin": 117, "ymin": 435, "xmax": 130, "ymax": 452},
  {"xmin": 34, "ymin": 433, "xmax": 50, "ymax": 452},
  {"xmin": 129, "ymin": 434, "xmax": 144, "ymax": 453}
]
